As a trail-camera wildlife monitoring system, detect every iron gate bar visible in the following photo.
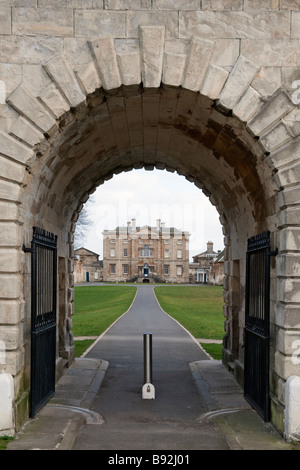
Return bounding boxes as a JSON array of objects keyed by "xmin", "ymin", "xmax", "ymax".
[
  {"xmin": 244, "ymin": 231, "xmax": 277, "ymax": 422},
  {"xmin": 24, "ymin": 227, "xmax": 57, "ymax": 417}
]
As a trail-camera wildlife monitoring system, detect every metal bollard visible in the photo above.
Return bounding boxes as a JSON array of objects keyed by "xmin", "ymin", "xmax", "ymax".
[{"xmin": 142, "ymin": 333, "xmax": 155, "ymax": 399}]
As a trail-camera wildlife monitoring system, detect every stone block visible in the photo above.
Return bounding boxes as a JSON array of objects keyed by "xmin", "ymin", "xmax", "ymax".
[
  {"xmin": 0, "ymin": 130, "xmax": 32, "ymax": 165},
  {"xmin": 279, "ymin": 185, "xmax": 300, "ymax": 207},
  {"xmin": 140, "ymin": 26, "xmax": 165, "ymax": 88},
  {"xmin": 0, "ymin": 179, "xmax": 21, "ymax": 204},
  {"xmin": 2, "ymin": 349, "xmax": 23, "ymax": 377},
  {"xmin": 0, "ymin": 249, "xmax": 20, "ymax": 273},
  {"xmin": 38, "ymin": 83, "xmax": 70, "ymax": 119},
  {"xmin": 218, "ymin": 55, "xmax": 259, "ymax": 111},
  {"xmin": 43, "ymin": 55, "xmax": 86, "ymax": 108},
  {"xmin": 39, "ymin": 0, "xmax": 102, "ymax": 6},
  {"xmin": 241, "ymin": 39, "xmax": 300, "ymax": 66},
  {"xmin": 12, "ymin": 7, "xmax": 73, "ymax": 36},
  {"xmin": 75, "ymin": 10, "xmax": 125, "ymax": 37},
  {"xmin": 275, "ymin": 350, "xmax": 300, "ymax": 380},
  {"xmin": 279, "ymin": 278, "xmax": 300, "ymax": 303},
  {"xmin": 0, "ymin": 326, "xmax": 21, "ymax": 351},
  {"xmin": 75, "ymin": 62, "xmax": 102, "ymax": 95},
  {"xmin": 105, "ymin": 0, "xmax": 150, "ymax": 8},
  {"xmin": 2, "ymin": 0, "xmax": 36, "ymax": 3},
  {"xmin": 153, "ymin": 0, "xmax": 199, "ymax": 9},
  {"xmin": 89, "ymin": 37, "xmax": 121, "ymax": 90},
  {"xmin": 280, "ymin": 226, "xmax": 300, "ymax": 252},
  {"xmin": 277, "ymin": 160, "xmax": 300, "ymax": 188},
  {"xmin": 200, "ymin": 64, "xmax": 228, "ymax": 100},
  {"xmin": 0, "ymin": 35, "xmax": 64, "ymax": 65},
  {"xmin": 259, "ymin": 122, "xmax": 294, "ymax": 154},
  {"xmin": 202, "ymin": 0, "xmax": 243, "ymax": 10},
  {"xmin": 275, "ymin": 303, "xmax": 300, "ymax": 330},
  {"xmin": 212, "ymin": 39, "xmax": 239, "ymax": 67},
  {"xmin": 0, "ymin": 8, "xmax": 11, "ymax": 35},
  {"xmin": 233, "ymin": 86, "xmax": 262, "ymax": 122},
  {"xmin": 278, "ymin": 207, "xmax": 300, "ymax": 228},
  {"xmin": 291, "ymin": 11, "xmax": 300, "ymax": 39},
  {"xmin": 9, "ymin": 116, "xmax": 44, "ymax": 147},
  {"xmin": 182, "ymin": 37, "xmax": 215, "ymax": 91},
  {"xmin": 0, "ymin": 201, "xmax": 18, "ymax": 221},
  {"xmin": 0, "ymin": 157, "xmax": 25, "ymax": 185},
  {"xmin": 127, "ymin": 10, "xmax": 178, "ymax": 39},
  {"xmin": 162, "ymin": 52, "xmax": 186, "ymax": 87},
  {"xmin": 281, "ymin": 0, "xmax": 300, "ymax": 8},
  {"xmin": 277, "ymin": 253, "xmax": 300, "ymax": 278},
  {"xmin": 244, "ymin": 0, "xmax": 279, "ymax": 9},
  {"xmin": 0, "ymin": 300, "xmax": 23, "ymax": 325},
  {"xmin": 0, "ymin": 274, "xmax": 20, "ymax": 299},
  {"xmin": 117, "ymin": 52, "xmax": 141, "ymax": 86},
  {"xmin": 7, "ymin": 84, "xmax": 57, "ymax": 134},
  {"xmin": 278, "ymin": 329, "xmax": 300, "ymax": 356},
  {"xmin": 179, "ymin": 11, "xmax": 290, "ymax": 40},
  {"xmin": 248, "ymin": 90, "xmax": 294, "ymax": 137},
  {"xmin": 271, "ymin": 135, "xmax": 300, "ymax": 171},
  {"xmin": 251, "ymin": 67, "xmax": 282, "ymax": 98}
]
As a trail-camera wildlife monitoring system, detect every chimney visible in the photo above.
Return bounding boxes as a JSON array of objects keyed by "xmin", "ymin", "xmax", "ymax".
[
  {"xmin": 156, "ymin": 219, "xmax": 161, "ymax": 229},
  {"xmin": 207, "ymin": 241, "xmax": 213, "ymax": 253},
  {"xmin": 132, "ymin": 218, "xmax": 136, "ymax": 230}
]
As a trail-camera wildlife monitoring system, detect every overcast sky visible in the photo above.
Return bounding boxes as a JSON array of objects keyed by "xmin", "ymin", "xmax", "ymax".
[{"xmin": 79, "ymin": 168, "xmax": 224, "ymax": 261}]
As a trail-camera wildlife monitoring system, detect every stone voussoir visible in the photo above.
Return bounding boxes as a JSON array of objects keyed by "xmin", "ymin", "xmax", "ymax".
[
  {"xmin": 43, "ymin": 55, "xmax": 86, "ymax": 108},
  {"xmin": 217, "ymin": 55, "xmax": 260, "ymax": 112}
]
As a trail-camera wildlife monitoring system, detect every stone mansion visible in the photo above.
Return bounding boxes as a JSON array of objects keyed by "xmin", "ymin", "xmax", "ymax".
[{"xmin": 102, "ymin": 219, "xmax": 189, "ymax": 283}]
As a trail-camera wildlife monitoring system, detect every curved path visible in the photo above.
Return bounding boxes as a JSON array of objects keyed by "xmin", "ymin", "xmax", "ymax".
[{"xmin": 72, "ymin": 285, "xmax": 229, "ymax": 450}]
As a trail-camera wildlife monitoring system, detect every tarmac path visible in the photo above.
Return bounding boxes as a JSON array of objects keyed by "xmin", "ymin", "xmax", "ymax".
[{"xmin": 72, "ymin": 285, "xmax": 230, "ymax": 450}]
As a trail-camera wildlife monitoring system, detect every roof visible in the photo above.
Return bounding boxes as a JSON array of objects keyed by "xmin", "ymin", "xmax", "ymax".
[
  {"xmin": 211, "ymin": 249, "xmax": 225, "ymax": 263},
  {"xmin": 74, "ymin": 247, "xmax": 100, "ymax": 256},
  {"xmin": 103, "ymin": 224, "xmax": 189, "ymax": 237}
]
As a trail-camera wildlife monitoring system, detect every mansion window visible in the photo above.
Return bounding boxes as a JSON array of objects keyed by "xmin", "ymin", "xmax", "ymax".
[
  {"xmin": 164, "ymin": 249, "xmax": 169, "ymax": 258},
  {"xmin": 139, "ymin": 244, "xmax": 153, "ymax": 257},
  {"xmin": 164, "ymin": 265, "xmax": 169, "ymax": 275},
  {"xmin": 123, "ymin": 264, "xmax": 128, "ymax": 274},
  {"xmin": 110, "ymin": 264, "xmax": 116, "ymax": 274},
  {"xmin": 123, "ymin": 248, "xmax": 128, "ymax": 257},
  {"xmin": 177, "ymin": 266, "xmax": 182, "ymax": 276},
  {"xmin": 177, "ymin": 249, "xmax": 182, "ymax": 258},
  {"xmin": 110, "ymin": 248, "xmax": 115, "ymax": 257}
]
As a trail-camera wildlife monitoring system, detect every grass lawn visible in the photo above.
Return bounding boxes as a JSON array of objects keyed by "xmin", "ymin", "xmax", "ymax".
[
  {"xmin": 73, "ymin": 286, "xmax": 137, "ymax": 356},
  {"xmin": 154, "ymin": 285, "xmax": 224, "ymax": 359}
]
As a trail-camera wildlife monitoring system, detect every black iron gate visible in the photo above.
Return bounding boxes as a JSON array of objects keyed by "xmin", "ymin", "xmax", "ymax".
[
  {"xmin": 24, "ymin": 227, "xmax": 57, "ymax": 417},
  {"xmin": 244, "ymin": 231, "xmax": 276, "ymax": 421}
]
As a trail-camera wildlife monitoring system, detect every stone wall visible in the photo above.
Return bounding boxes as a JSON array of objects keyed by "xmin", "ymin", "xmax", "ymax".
[{"xmin": 0, "ymin": 1, "xmax": 300, "ymax": 438}]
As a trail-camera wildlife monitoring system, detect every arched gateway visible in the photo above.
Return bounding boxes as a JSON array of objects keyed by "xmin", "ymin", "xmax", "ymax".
[{"xmin": 0, "ymin": 9, "xmax": 300, "ymax": 441}]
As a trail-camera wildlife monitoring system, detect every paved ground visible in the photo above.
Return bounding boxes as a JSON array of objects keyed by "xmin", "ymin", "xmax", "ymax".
[{"xmin": 7, "ymin": 285, "xmax": 291, "ymax": 453}]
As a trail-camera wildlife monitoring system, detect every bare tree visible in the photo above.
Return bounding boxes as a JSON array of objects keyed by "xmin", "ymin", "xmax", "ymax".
[{"xmin": 74, "ymin": 198, "xmax": 94, "ymax": 249}]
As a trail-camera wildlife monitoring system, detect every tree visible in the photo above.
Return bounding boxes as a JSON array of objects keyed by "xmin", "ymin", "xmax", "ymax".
[{"xmin": 74, "ymin": 198, "xmax": 94, "ymax": 248}]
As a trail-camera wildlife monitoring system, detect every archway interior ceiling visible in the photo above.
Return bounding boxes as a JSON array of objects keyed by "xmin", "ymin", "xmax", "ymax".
[
  {"xmin": 3, "ymin": 27, "xmax": 295, "ymax": 239},
  {"xmin": 44, "ymin": 87, "xmax": 271, "ymax": 225}
]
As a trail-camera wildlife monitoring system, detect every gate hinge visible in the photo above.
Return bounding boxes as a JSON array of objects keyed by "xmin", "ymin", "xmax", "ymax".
[
  {"xmin": 22, "ymin": 243, "xmax": 32, "ymax": 253},
  {"xmin": 270, "ymin": 248, "xmax": 278, "ymax": 257}
]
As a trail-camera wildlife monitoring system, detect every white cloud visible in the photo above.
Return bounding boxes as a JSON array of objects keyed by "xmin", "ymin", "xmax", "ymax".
[{"xmin": 82, "ymin": 169, "xmax": 224, "ymax": 260}]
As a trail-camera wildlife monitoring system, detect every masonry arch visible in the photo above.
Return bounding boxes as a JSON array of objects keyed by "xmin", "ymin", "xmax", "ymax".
[{"xmin": 1, "ymin": 27, "xmax": 299, "ymax": 435}]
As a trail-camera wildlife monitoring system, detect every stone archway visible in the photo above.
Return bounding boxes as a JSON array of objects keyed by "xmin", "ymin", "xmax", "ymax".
[{"xmin": 0, "ymin": 26, "xmax": 299, "ymax": 437}]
